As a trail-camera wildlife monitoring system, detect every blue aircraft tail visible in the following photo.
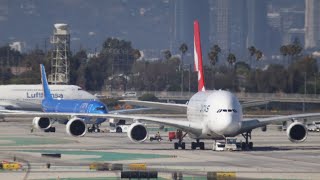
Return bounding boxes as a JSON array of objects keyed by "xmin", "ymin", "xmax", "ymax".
[{"xmin": 40, "ymin": 64, "xmax": 53, "ymax": 100}]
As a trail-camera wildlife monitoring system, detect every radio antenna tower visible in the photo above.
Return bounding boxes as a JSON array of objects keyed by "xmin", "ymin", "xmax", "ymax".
[{"xmin": 49, "ymin": 23, "xmax": 70, "ymax": 84}]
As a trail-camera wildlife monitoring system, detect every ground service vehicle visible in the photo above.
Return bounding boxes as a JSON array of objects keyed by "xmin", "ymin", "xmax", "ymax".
[{"xmin": 213, "ymin": 138, "xmax": 241, "ymax": 151}]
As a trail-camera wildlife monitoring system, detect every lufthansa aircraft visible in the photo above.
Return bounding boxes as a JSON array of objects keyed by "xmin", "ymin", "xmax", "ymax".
[
  {"xmin": 3, "ymin": 20, "xmax": 320, "ymax": 150},
  {"xmin": 0, "ymin": 84, "xmax": 96, "ymax": 111}
]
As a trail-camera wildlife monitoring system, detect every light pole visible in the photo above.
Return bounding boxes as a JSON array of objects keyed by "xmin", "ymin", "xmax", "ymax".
[
  {"xmin": 303, "ymin": 72, "xmax": 307, "ymax": 112},
  {"xmin": 315, "ymin": 73, "xmax": 317, "ymax": 95},
  {"xmin": 188, "ymin": 64, "xmax": 191, "ymax": 93}
]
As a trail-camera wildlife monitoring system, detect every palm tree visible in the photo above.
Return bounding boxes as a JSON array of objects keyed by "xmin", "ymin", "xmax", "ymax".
[
  {"xmin": 227, "ymin": 53, "xmax": 236, "ymax": 67},
  {"xmin": 292, "ymin": 37, "xmax": 302, "ymax": 58},
  {"xmin": 255, "ymin": 50, "xmax": 263, "ymax": 60},
  {"xmin": 179, "ymin": 43, "xmax": 188, "ymax": 93},
  {"xmin": 179, "ymin": 43, "xmax": 188, "ymax": 57},
  {"xmin": 212, "ymin": 44, "xmax": 221, "ymax": 61},
  {"xmin": 280, "ymin": 45, "xmax": 288, "ymax": 66},
  {"xmin": 163, "ymin": 50, "xmax": 172, "ymax": 61},
  {"xmin": 208, "ymin": 45, "xmax": 221, "ymax": 89},
  {"xmin": 208, "ymin": 51, "xmax": 218, "ymax": 66},
  {"xmin": 162, "ymin": 50, "xmax": 172, "ymax": 88},
  {"xmin": 227, "ymin": 53, "xmax": 237, "ymax": 91},
  {"xmin": 208, "ymin": 44, "xmax": 221, "ymax": 67},
  {"xmin": 248, "ymin": 46, "xmax": 256, "ymax": 68}
]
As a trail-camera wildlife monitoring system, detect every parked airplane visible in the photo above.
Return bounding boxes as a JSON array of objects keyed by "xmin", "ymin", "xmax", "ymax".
[
  {"xmin": 0, "ymin": 84, "xmax": 96, "ymax": 111},
  {"xmin": 21, "ymin": 65, "xmax": 150, "ymax": 136},
  {"xmin": 2, "ymin": 20, "xmax": 320, "ymax": 150},
  {"xmin": 36, "ymin": 64, "xmax": 110, "ymax": 135}
]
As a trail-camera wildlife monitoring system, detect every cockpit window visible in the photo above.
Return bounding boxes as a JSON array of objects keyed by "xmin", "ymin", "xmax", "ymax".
[
  {"xmin": 217, "ymin": 109, "xmax": 238, "ymax": 113},
  {"xmin": 96, "ymin": 106, "xmax": 106, "ymax": 111},
  {"xmin": 78, "ymin": 88, "xmax": 82, "ymax": 90}
]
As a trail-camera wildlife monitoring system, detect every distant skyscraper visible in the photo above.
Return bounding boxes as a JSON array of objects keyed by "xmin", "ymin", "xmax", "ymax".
[
  {"xmin": 209, "ymin": 0, "xmax": 247, "ymax": 59},
  {"xmin": 170, "ymin": 0, "xmax": 209, "ymax": 60},
  {"xmin": 246, "ymin": 0, "xmax": 267, "ymax": 51},
  {"xmin": 0, "ymin": 0, "xmax": 9, "ymax": 41},
  {"xmin": 0, "ymin": 0, "xmax": 8, "ymax": 22},
  {"xmin": 209, "ymin": 0, "xmax": 230, "ymax": 52},
  {"xmin": 305, "ymin": 0, "xmax": 320, "ymax": 49},
  {"xmin": 230, "ymin": 0, "xmax": 247, "ymax": 57},
  {"xmin": 280, "ymin": 9, "xmax": 305, "ymax": 45}
]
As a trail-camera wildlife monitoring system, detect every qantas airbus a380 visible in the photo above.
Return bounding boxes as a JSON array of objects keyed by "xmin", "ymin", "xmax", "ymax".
[{"xmin": 2, "ymin": 20, "xmax": 320, "ymax": 150}]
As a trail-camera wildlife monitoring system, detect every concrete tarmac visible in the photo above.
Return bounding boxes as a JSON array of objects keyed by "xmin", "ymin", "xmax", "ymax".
[{"xmin": 0, "ymin": 118, "xmax": 320, "ymax": 179}]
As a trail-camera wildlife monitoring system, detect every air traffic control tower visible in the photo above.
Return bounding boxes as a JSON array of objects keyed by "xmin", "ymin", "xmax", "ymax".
[{"xmin": 49, "ymin": 23, "xmax": 70, "ymax": 84}]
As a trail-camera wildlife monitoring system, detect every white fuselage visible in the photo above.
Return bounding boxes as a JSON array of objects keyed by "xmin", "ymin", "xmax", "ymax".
[
  {"xmin": 0, "ymin": 85, "xmax": 97, "ymax": 110},
  {"xmin": 187, "ymin": 90, "xmax": 242, "ymax": 139}
]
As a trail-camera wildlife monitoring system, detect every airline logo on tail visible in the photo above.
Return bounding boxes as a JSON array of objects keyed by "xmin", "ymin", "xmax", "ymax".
[
  {"xmin": 40, "ymin": 64, "xmax": 53, "ymax": 100},
  {"xmin": 194, "ymin": 20, "xmax": 206, "ymax": 92}
]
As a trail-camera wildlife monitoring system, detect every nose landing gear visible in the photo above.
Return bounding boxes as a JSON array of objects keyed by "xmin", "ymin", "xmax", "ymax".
[{"xmin": 88, "ymin": 124, "xmax": 100, "ymax": 133}]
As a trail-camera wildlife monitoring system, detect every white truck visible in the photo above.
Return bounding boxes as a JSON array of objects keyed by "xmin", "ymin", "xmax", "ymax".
[
  {"xmin": 213, "ymin": 138, "xmax": 241, "ymax": 151},
  {"xmin": 109, "ymin": 119, "xmax": 130, "ymax": 133}
]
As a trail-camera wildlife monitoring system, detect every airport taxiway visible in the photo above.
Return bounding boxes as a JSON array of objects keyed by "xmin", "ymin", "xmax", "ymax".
[{"xmin": 0, "ymin": 118, "xmax": 320, "ymax": 179}]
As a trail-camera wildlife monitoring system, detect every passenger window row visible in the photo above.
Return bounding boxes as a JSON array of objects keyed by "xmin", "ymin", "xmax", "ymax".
[{"xmin": 216, "ymin": 109, "xmax": 237, "ymax": 113}]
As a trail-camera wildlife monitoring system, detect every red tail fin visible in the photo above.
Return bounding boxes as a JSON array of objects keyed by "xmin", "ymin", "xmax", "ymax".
[{"xmin": 194, "ymin": 20, "xmax": 206, "ymax": 92}]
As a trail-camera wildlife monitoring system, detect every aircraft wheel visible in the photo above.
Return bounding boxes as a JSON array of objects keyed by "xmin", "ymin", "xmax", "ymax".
[
  {"xmin": 174, "ymin": 142, "xmax": 178, "ymax": 149},
  {"xmin": 241, "ymin": 142, "xmax": 247, "ymax": 150},
  {"xmin": 181, "ymin": 142, "xmax": 185, "ymax": 149},
  {"xmin": 191, "ymin": 142, "xmax": 196, "ymax": 150},
  {"xmin": 200, "ymin": 142, "xmax": 205, "ymax": 150},
  {"xmin": 116, "ymin": 127, "xmax": 122, "ymax": 133},
  {"xmin": 248, "ymin": 142, "xmax": 253, "ymax": 150}
]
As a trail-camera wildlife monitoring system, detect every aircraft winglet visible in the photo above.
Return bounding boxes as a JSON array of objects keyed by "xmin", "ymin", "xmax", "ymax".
[
  {"xmin": 40, "ymin": 64, "xmax": 53, "ymax": 100},
  {"xmin": 194, "ymin": 20, "xmax": 206, "ymax": 92}
]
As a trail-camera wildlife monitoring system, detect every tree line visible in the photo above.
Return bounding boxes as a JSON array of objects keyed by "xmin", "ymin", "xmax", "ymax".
[{"xmin": 0, "ymin": 37, "xmax": 319, "ymax": 94}]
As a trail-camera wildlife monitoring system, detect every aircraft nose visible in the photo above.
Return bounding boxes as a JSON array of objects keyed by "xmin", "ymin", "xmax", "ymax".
[{"xmin": 210, "ymin": 114, "xmax": 241, "ymax": 135}]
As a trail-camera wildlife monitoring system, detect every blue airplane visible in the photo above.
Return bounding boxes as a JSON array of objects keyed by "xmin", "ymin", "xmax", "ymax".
[{"xmin": 38, "ymin": 64, "xmax": 108, "ymax": 136}]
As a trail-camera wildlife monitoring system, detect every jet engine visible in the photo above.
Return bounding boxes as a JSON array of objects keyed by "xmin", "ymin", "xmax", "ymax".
[
  {"xmin": 286, "ymin": 122, "xmax": 308, "ymax": 143},
  {"xmin": 32, "ymin": 117, "xmax": 51, "ymax": 130},
  {"xmin": 66, "ymin": 118, "xmax": 87, "ymax": 137},
  {"xmin": 127, "ymin": 122, "xmax": 148, "ymax": 143}
]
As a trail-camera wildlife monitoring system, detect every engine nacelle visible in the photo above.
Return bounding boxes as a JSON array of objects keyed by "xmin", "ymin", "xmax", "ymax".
[
  {"xmin": 32, "ymin": 117, "xmax": 51, "ymax": 130},
  {"xmin": 127, "ymin": 122, "xmax": 148, "ymax": 143},
  {"xmin": 66, "ymin": 118, "xmax": 87, "ymax": 137},
  {"xmin": 286, "ymin": 122, "xmax": 308, "ymax": 143}
]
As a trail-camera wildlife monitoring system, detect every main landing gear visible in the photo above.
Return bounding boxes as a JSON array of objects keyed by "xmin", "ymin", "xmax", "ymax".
[
  {"xmin": 241, "ymin": 130, "xmax": 253, "ymax": 150},
  {"xmin": 191, "ymin": 139, "xmax": 205, "ymax": 150},
  {"xmin": 88, "ymin": 124, "xmax": 100, "ymax": 133},
  {"xmin": 172, "ymin": 130, "xmax": 205, "ymax": 150},
  {"xmin": 173, "ymin": 130, "xmax": 187, "ymax": 149}
]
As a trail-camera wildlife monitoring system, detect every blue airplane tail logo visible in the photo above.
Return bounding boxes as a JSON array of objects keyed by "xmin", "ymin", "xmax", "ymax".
[{"xmin": 40, "ymin": 64, "xmax": 53, "ymax": 100}]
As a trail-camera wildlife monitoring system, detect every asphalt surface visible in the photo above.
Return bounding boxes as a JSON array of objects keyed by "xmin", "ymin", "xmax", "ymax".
[{"xmin": 0, "ymin": 117, "xmax": 320, "ymax": 179}]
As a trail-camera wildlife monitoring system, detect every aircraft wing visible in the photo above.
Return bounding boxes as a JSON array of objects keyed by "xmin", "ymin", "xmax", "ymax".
[
  {"xmin": 109, "ymin": 108, "xmax": 153, "ymax": 114},
  {"xmin": 120, "ymin": 100, "xmax": 187, "ymax": 113},
  {"xmin": 0, "ymin": 111, "xmax": 202, "ymax": 135},
  {"xmin": 0, "ymin": 101, "xmax": 22, "ymax": 110},
  {"xmin": 121, "ymin": 99, "xmax": 269, "ymax": 113},
  {"xmin": 2, "ymin": 111, "xmax": 320, "ymax": 137},
  {"xmin": 242, "ymin": 100, "xmax": 270, "ymax": 108},
  {"xmin": 239, "ymin": 113, "xmax": 320, "ymax": 133}
]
